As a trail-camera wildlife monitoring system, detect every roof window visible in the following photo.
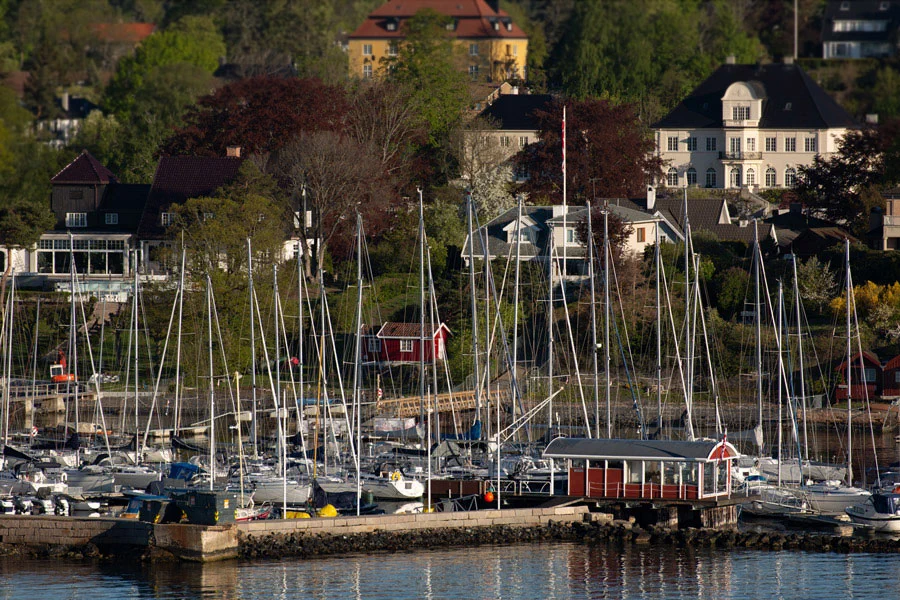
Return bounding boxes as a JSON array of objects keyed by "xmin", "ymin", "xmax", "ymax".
[{"xmin": 784, "ymin": 102, "xmax": 792, "ymax": 111}]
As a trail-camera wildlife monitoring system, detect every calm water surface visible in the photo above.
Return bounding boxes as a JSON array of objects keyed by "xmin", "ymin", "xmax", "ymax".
[{"xmin": 2, "ymin": 542, "xmax": 899, "ymax": 599}]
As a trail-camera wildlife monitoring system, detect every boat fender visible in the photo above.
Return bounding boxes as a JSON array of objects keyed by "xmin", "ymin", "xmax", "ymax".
[
  {"xmin": 390, "ymin": 471, "xmax": 402, "ymax": 482},
  {"xmin": 60, "ymin": 472, "xmax": 67, "ymax": 482}
]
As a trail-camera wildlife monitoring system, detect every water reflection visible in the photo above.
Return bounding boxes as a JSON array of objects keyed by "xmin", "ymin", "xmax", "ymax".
[{"xmin": 2, "ymin": 542, "xmax": 900, "ymax": 599}]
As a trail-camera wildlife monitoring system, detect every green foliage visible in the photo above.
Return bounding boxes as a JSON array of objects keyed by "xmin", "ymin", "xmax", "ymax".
[
  {"xmin": 797, "ymin": 255, "xmax": 838, "ymax": 315},
  {"xmin": 714, "ymin": 267, "xmax": 750, "ymax": 319},
  {"xmin": 104, "ymin": 15, "xmax": 224, "ymax": 117},
  {"xmin": 872, "ymin": 66, "xmax": 900, "ymax": 119},
  {"xmin": 383, "ymin": 9, "xmax": 469, "ymax": 149}
]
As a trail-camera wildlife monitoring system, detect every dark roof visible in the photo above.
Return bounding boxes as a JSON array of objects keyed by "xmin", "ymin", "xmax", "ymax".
[
  {"xmin": 653, "ymin": 63, "xmax": 859, "ymax": 130},
  {"xmin": 543, "ymin": 437, "xmax": 737, "ymax": 461},
  {"xmin": 137, "ymin": 156, "xmax": 244, "ymax": 239},
  {"xmin": 350, "ymin": 0, "xmax": 527, "ymax": 40},
  {"xmin": 463, "ymin": 205, "xmax": 552, "ymax": 259},
  {"xmin": 376, "ymin": 322, "xmax": 448, "ymax": 338},
  {"xmin": 822, "ymin": 1, "xmax": 900, "ymax": 44},
  {"xmin": 788, "ymin": 226, "xmax": 857, "ymax": 257},
  {"xmin": 477, "ymin": 94, "xmax": 553, "ymax": 130},
  {"xmin": 61, "ymin": 96, "xmax": 100, "ymax": 119},
  {"xmin": 837, "ymin": 350, "xmax": 881, "ymax": 370},
  {"xmin": 101, "ymin": 183, "xmax": 151, "ymax": 212},
  {"xmin": 51, "ymin": 150, "xmax": 117, "ymax": 185}
]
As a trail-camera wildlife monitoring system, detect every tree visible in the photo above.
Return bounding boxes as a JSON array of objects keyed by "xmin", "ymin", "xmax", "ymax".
[
  {"xmin": 798, "ymin": 255, "xmax": 838, "ymax": 315},
  {"xmin": 714, "ymin": 266, "xmax": 750, "ymax": 319},
  {"xmin": 273, "ymin": 131, "xmax": 392, "ymax": 279},
  {"xmin": 575, "ymin": 205, "xmax": 634, "ymax": 263},
  {"xmin": 163, "ymin": 76, "xmax": 349, "ymax": 157},
  {"xmin": 795, "ymin": 123, "xmax": 900, "ymax": 235},
  {"xmin": 515, "ymin": 97, "xmax": 663, "ymax": 203},
  {"xmin": 449, "ymin": 116, "xmax": 508, "ymax": 184},
  {"xmin": 104, "ymin": 16, "xmax": 225, "ymax": 117},
  {"xmin": 467, "ymin": 164, "xmax": 515, "ymax": 221},
  {"xmin": 383, "ymin": 9, "xmax": 469, "ymax": 149}
]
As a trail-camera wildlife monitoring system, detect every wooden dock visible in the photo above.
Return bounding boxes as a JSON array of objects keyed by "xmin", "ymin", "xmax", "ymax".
[{"xmin": 375, "ymin": 388, "xmax": 507, "ymax": 418}]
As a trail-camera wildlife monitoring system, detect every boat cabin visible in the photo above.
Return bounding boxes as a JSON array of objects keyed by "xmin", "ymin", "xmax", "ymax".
[{"xmin": 543, "ymin": 438, "xmax": 739, "ymax": 501}]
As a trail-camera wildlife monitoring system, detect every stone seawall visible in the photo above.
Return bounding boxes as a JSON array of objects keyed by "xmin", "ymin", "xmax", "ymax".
[
  {"xmin": 0, "ymin": 515, "xmax": 151, "ymax": 548},
  {"xmin": 237, "ymin": 505, "xmax": 591, "ymax": 539}
]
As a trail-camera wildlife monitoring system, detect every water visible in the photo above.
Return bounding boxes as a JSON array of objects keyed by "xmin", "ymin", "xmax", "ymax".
[{"xmin": 2, "ymin": 542, "xmax": 900, "ymax": 599}]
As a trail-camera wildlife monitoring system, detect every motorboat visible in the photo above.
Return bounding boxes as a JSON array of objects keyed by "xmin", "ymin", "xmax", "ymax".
[
  {"xmin": 804, "ymin": 480, "xmax": 871, "ymax": 515},
  {"xmin": 846, "ymin": 493, "xmax": 900, "ymax": 532}
]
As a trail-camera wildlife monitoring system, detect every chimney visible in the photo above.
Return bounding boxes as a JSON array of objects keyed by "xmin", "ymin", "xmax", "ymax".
[
  {"xmin": 61, "ymin": 91, "xmax": 69, "ymax": 113},
  {"xmin": 486, "ymin": 0, "xmax": 500, "ymax": 13},
  {"xmin": 725, "ymin": 55, "xmax": 736, "ymax": 65},
  {"xmin": 226, "ymin": 145, "xmax": 242, "ymax": 158},
  {"xmin": 646, "ymin": 185, "xmax": 656, "ymax": 211}
]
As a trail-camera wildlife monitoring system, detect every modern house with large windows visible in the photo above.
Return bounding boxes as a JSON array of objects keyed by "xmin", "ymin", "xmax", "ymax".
[
  {"xmin": 22, "ymin": 150, "xmax": 150, "ymax": 296},
  {"xmin": 652, "ymin": 58, "xmax": 859, "ymax": 191},
  {"xmin": 347, "ymin": 0, "xmax": 528, "ymax": 82}
]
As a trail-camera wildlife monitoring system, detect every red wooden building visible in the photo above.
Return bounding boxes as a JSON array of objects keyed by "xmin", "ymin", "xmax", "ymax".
[
  {"xmin": 543, "ymin": 438, "xmax": 739, "ymax": 501},
  {"xmin": 834, "ymin": 351, "xmax": 881, "ymax": 401},
  {"xmin": 361, "ymin": 322, "xmax": 450, "ymax": 364},
  {"xmin": 880, "ymin": 354, "xmax": 900, "ymax": 399}
]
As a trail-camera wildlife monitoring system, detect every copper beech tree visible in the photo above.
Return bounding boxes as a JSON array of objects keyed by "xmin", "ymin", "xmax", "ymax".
[{"xmin": 515, "ymin": 98, "xmax": 663, "ymax": 203}]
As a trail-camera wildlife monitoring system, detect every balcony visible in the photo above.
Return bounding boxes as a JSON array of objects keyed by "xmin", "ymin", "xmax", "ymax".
[{"xmin": 718, "ymin": 151, "xmax": 762, "ymax": 160}]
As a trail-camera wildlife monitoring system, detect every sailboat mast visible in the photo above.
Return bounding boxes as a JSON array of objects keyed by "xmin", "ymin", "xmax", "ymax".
[
  {"xmin": 512, "ymin": 198, "xmax": 522, "ymax": 440},
  {"xmin": 587, "ymin": 202, "xmax": 600, "ymax": 439},
  {"xmin": 206, "ymin": 274, "xmax": 215, "ymax": 491},
  {"xmin": 174, "ymin": 247, "xmax": 185, "ymax": 436},
  {"xmin": 603, "ymin": 203, "xmax": 611, "ymax": 438},
  {"xmin": 70, "ymin": 233, "xmax": 79, "ymax": 451},
  {"xmin": 353, "ymin": 214, "xmax": 363, "ymax": 516},
  {"xmin": 466, "ymin": 194, "xmax": 482, "ymax": 428},
  {"xmin": 845, "ymin": 238, "xmax": 853, "ymax": 487},
  {"xmin": 133, "ymin": 251, "xmax": 140, "ymax": 462},
  {"xmin": 419, "ymin": 189, "xmax": 426, "ymax": 432},
  {"xmin": 777, "ymin": 281, "xmax": 784, "ymax": 487},
  {"xmin": 754, "ymin": 223, "xmax": 763, "ymax": 448},
  {"xmin": 683, "ymin": 187, "xmax": 691, "ymax": 439},
  {"xmin": 792, "ymin": 256, "xmax": 809, "ymax": 463},
  {"xmin": 247, "ymin": 239, "xmax": 258, "ymax": 458},
  {"xmin": 655, "ymin": 223, "xmax": 662, "ymax": 438}
]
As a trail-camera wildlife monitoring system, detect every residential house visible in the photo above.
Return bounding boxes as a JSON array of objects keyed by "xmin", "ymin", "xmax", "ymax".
[
  {"xmin": 465, "ymin": 90, "xmax": 553, "ymax": 180},
  {"xmin": 652, "ymin": 58, "xmax": 859, "ymax": 191},
  {"xmin": 361, "ymin": 322, "xmax": 451, "ymax": 364},
  {"xmin": 25, "ymin": 150, "xmax": 149, "ymax": 295},
  {"xmin": 821, "ymin": 0, "xmax": 900, "ymax": 59},
  {"xmin": 137, "ymin": 147, "xmax": 244, "ymax": 274},
  {"xmin": 37, "ymin": 93, "xmax": 101, "ymax": 149},
  {"xmin": 347, "ymin": 0, "xmax": 528, "ymax": 82},
  {"xmin": 462, "ymin": 203, "xmax": 669, "ymax": 279},
  {"xmin": 834, "ymin": 350, "xmax": 881, "ymax": 401},
  {"xmin": 881, "ymin": 353, "xmax": 900, "ymax": 398},
  {"xmin": 870, "ymin": 188, "xmax": 900, "ymax": 250}
]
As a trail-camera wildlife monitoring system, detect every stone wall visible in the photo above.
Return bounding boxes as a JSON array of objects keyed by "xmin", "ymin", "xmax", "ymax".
[
  {"xmin": 0, "ymin": 515, "xmax": 151, "ymax": 547},
  {"xmin": 237, "ymin": 505, "xmax": 590, "ymax": 538}
]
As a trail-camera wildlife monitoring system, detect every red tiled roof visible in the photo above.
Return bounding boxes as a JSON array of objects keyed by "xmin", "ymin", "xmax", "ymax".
[
  {"xmin": 90, "ymin": 23, "xmax": 156, "ymax": 44},
  {"xmin": 376, "ymin": 322, "xmax": 449, "ymax": 338},
  {"xmin": 350, "ymin": 0, "xmax": 526, "ymax": 39},
  {"xmin": 137, "ymin": 156, "xmax": 244, "ymax": 238},
  {"xmin": 51, "ymin": 150, "xmax": 117, "ymax": 185}
]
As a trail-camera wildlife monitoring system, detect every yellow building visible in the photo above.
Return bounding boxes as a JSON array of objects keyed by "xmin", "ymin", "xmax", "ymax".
[{"xmin": 347, "ymin": 0, "xmax": 528, "ymax": 83}]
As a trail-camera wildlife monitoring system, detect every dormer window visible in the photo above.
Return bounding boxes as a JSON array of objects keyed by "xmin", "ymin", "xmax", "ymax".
[
  {"xmin": 493, "ymin": 21, "xmax": 500, "ymax": 31},
  {"xmin": 732, "ymin": 106, "xmax": 750, "ymax": 120},
  {"xmin": 784, "ymin": 102, "xmax": 792, "ymax": 111},
  {"xmin": 446, "ymin": 20, "xmax": 456, "ymax": 31},
  {"xmin": 386, "ymin": 20, "xmax": 397, "ymax": 31}
]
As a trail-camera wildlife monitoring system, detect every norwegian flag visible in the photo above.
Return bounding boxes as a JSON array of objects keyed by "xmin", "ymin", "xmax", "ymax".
[
  {"xmin": 718, "ymin": 429, "xmax": 728, "ymax": 461},
  {"xmin": 561, "ymin": 105, "xmax": 566, "ymax": 193}
]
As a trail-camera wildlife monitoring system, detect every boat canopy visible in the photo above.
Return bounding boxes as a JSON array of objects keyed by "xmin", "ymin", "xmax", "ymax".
[{"xmin": 542, "ymin": 438, "xmax": 739, "ymax": 463}]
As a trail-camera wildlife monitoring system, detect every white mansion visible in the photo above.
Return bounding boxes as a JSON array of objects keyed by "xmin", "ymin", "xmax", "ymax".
[{"xmin": 652, "ymin": 58, "xmax": 859, "ymax": 191}]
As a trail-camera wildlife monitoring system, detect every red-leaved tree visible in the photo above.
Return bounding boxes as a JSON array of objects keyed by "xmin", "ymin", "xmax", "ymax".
[
  {"xmin": 516, "ymin": 98, "xmax": 663, "ymax": 203},
  {"xmin": 162, "ymin": 76, "xmax": 349, "ymax": 156}
]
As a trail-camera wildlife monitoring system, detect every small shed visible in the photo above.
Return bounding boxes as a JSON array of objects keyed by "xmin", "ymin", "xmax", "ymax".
[
  {"xmin": 834, "ymin": 350, "xmax": 881, "ymax": 401},
  {"xmin": 361, "ymin": 322, "xmax": 450, "ymax": 364},
  {"xmin": 543, "ymin": 437, "xmax": 740, "ymax": 501}
]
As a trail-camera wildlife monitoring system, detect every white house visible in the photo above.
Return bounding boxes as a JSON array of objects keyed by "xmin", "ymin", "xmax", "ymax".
[{"xmin": 652, "ymin": 58, "xmax": 859, "ymax": 192}]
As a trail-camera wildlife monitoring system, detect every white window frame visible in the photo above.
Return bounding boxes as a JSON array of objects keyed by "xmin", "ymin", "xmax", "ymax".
[
  {"xmin": 518, "ymin": 136, "xmax": 529, "ymax": 148},
  {"xmin": 161, "ymin": 212, "xmax": 175, "ymax": 226},
  {"xmin": 66, "ymin": 212, "xmax": 87, "ymax": 228},
  {"xmin": 667, "ymin": 136, "xmax": 679, "ymax": 151},
  {"xmin": 565, "ymin": 228, "xmax": 575, "ymax": 244},
  {"xmin": 387, "ymin": 42, "xmax": 398, "ymax": 56},
  {"xmin": 367, "ymin": 338, "xmax": 381, "ymax": 353},
  {"xmin": 363, "ymin": 64, "xmax": 373, "ymax": 79},
  {"xmin": 469, "ymin": 43, "xmax": 479, "ymax": 56},
  {"xmin": 499, "ymin": 136, "xmax": 511, "ymax": 148},
  {"xmin": 362, "ymin": 44, "xmax": 373, "ymax": 56},
  {"xmin": 705, "ymin": 168, "xmax": 717, "ymax": 188},
  {"xmin": 746, "ymin": 137, "xmax": 756, "ymax": 152},
  {"xmin": 706, "ymin": 137, "xmax": 717, "ymax": 152},
  {"xmin": 785, "ymin": 137, "xmax": 797, "ymax": 152},
  {"xmin": 765, "ymin": 168, "xmax": 776, "ymax": 187},
  {"xmin": 730, "ymin": 167, "xmax": 741, "ymax": 188},
  {"xmin": 765, "ymin": 137, "xmax": 777, "ymax": 152},
  {"xmin": 686, "ymin": 167, "xmax": 697, "ymax": 186},
  {"xmin": 746, "ymin": 168, "xmax": 756, "ymax": 187},
  {"xmin": 686, "ymin": 137, "xmax": 697, "ymax": 151},
  {"xmin": 785, "ymin": 167, "xmax": 797, "ymax": 186},
  {"xmin": 805, "ymin": 137, "xmax": 817, "ymax": 152},
  {"xmin": 666, "ymin": 167, "xmax": 678, "ymax": 186},
  {"xmin": 104, "ymin": 213, "xmax": 118, "ymax": 225},
  {"xmin": 400, "ymin": 339, "xmax": 414, "ymax": 353}
]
